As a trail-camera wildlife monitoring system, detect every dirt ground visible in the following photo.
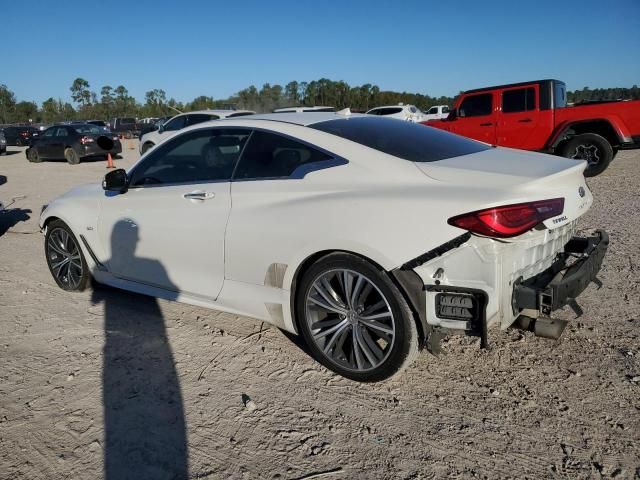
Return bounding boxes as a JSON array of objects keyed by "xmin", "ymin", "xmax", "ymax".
[{"xmin": 0, "ymin": 143, "xmax": 638, "ymax": 480}]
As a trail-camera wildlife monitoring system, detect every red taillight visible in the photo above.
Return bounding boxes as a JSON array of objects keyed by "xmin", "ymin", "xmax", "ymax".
[
  {"xmin": 80, "ymin": 136, "xmax": 94, "ymax": 145},
  {"xmin": 20, "ymin": 132, "xmax": 29, "ymax": 136},
  {"xmin": 448, "ymin": 198, "xmax": 565, "ymax": 238}
]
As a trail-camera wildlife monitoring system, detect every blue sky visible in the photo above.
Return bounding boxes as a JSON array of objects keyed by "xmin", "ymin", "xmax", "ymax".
[{"xmin": 3, "ymin": 0, "xmax": 639, "ymax": 104}]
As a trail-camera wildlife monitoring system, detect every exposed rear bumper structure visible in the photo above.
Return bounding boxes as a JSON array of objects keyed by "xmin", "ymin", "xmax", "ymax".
[{"xmin": 412, "ymin": 230, "xmax": 608, "ymax": 350}]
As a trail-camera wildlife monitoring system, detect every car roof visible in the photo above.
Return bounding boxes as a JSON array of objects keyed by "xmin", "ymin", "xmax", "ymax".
[
  {"xmin": 175, "ymin": 109, "xmax": 256, "ymax": 117},
  {"xmin": 222, "ymin": 111, "xmax": 364, "ymax": 126}
]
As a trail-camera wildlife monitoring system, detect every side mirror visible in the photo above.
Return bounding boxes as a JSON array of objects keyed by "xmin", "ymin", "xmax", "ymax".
[
  {"xmin": 158, "ymin": 123, "xmax": 164, "ymax": 133},
  {"xmin": 103, "ymin": 168, "xmax": 128, "ymax": 193},
  {"xmin": 447, "ymin": 109, "xmax": 458, "ymax": 121}
]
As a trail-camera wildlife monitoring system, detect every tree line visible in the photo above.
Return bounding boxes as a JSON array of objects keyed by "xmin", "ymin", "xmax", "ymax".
[{"xmin": 0, "ymin": 78, "xmax": 638, "ymax": 124}]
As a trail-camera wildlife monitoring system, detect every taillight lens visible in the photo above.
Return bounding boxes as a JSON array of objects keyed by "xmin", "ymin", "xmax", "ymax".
[
  {"xmin": 80, "ymin": 136, "xmax": 94, "ymax": 145},
  {"xmin": 448, "ymin": 198, "xmax": 564, "ymax": 238}
]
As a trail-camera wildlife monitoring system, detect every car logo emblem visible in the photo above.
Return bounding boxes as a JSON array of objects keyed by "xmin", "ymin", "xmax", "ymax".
[{"xmin": 578, "ymin": 186, "xmax": 585, "ymax": 198}]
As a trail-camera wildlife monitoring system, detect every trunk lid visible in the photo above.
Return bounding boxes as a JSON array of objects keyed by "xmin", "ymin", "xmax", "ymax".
[{"xmin": 415, "ymin": 147, "xmax": 593, "ymax": 229}]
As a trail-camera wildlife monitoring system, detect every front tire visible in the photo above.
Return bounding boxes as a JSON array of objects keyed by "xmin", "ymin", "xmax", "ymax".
[
  {"xmin": 560, "ymin": 133, "xmax": 613, "ymax": 177},
  {"xmin": 27, "ymin": 148, "xmax": 41, "ymax": 163},
  {"xmin": 45, "ymin": 220, "xmax": 90, "ymax": 291},
  {"xmin": 296, "ymin": 252, "xmax": 418, "ymax": 382},
  {"xmin": 64, "ymin": 147, "xmax": 80, "ymax": 165}
]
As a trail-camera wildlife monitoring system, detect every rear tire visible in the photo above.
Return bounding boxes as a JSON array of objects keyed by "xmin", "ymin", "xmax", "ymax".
[
  {"xmin": 64, "ymin": 148, "xmax": 80, "ymax": 165},
  {"xmin": 44, "ymin": 220, "xmax": 90, "ymax": 292},
  {"xmin": 295, "ymin": 252, "xmax": 419, "ymax": 382},
  {"xmin": 560, "ymin": 133, "xmax": 613, "ymax": 177}
]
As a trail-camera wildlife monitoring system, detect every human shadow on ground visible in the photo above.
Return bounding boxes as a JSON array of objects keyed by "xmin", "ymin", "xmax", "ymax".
[
  {"xmin": 91, "ymin": 220, "xmax": 188, "ymax": 480},
  {"xmin": 0, "ymin": 205, "xmax": 31, "ymax": 237}
]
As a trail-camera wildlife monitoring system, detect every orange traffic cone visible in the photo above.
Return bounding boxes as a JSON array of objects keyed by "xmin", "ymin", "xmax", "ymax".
[{"xmin": 106, "ymin": 153, "xmax": 115, "ymax": 169}]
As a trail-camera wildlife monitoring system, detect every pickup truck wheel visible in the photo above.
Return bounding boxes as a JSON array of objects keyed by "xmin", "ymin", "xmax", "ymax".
[
  {"xmin": 296, "ymin": 252, "xmax": 419, "ymax": 382},
  {"xmin": 560, "ymin": 133, "xmax": 612, "ymax": 177},
  {"xmin": 64, "ymin": 148, "xmax": 80, "ymax": 165}
]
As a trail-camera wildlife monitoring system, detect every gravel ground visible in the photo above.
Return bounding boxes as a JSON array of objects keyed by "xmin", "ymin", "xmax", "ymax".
[{"xmin": 0, "ymin": 144, "xmax": 638, "ymax": 480}]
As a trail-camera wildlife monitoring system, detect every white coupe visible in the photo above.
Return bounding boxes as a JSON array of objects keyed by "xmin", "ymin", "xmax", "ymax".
[{"xmin": 40, "ymin": 113, "xmax": 607, "ymax": 381}]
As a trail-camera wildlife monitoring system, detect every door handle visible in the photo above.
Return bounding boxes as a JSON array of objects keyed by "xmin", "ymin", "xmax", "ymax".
[
  {"xmin": 518, "ymin": 118, "xmax": 532, "ymax": 123},
  {"xmin": 479, "ymin": 122, "xmax": 493, "ymax": 126},
  {"xmin": 183, "ymin": 191, "xmax": 215, "ymax": 201}
]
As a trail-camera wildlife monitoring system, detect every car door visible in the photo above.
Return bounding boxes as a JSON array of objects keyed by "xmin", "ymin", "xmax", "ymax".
[
  {"xmin": 449, "ymin": 93, "xmax": 497, "ymax": 144},
  {"xmin": 37, "ymin": 127, "xmax": 56, "ymax": 158},
  {"xmin": 97, "ymin": 127, "xmax": 249, "ymax": 300},
  {"xmin": 49, "ymin": 127, "xmax": 70, "ymax": 158},
  {"xmin": 496, "ymin": 85, "xmax": 547, "ymax": 149}
]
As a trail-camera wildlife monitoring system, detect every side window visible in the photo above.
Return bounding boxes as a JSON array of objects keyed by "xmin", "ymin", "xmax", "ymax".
[
  {"xmin": 55, "ymin": 127, "xmax": 68, "ymax": 137},
  {"xmin": 234, "ymin": 130, "xmax": 332, "ymax": 180},
  {"xmin": 502, "ymin": 88, "xmax": 536, "ymax": 113},
  {"xmin": 163, "ymin": 116, "xmax": 186, "ymax": 131},
  {"xmin": 442, "ymin": 106, "xmax": 450, "ymax": 113},
  {"xmin": 427, "ymin": 107, "xmax": 438, "ymax": 114},
  {"xmin": 129, "ymin": 129, "xmax": 250, "ymax": 187},
  {"xmin": 459, "ymin": 94, "xmax": 493, "ymax": 117},
  {"xmin": 43, "ymin": 128, "xmax": 55, "ymax": 137},
  {"xmin": 186, "ymin": 114, "xmax": 217, "ymax": 126}
]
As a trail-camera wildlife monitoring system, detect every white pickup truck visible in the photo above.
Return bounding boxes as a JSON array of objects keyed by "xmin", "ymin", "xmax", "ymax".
[{"xmin": 423, "ymin": 105, "xmax": 450, "ymax": 121}]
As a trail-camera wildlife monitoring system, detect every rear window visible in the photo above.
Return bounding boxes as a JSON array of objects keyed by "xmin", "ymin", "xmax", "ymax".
[
  {"xmin": 73, "ymin": 125, "xmax": 104, "ymax": 134},
  {"xmin": 367, "ymin": 107, "xmax": 403, "ymax": 115},
  {"xmin": 310, "ymin": 117, "xmax": 490, "ymax": 162}
]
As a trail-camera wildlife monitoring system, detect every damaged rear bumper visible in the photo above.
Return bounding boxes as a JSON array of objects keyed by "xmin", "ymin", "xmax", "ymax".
[{"xmin": 512, "ymin": 230, "xmax": 608, "ymax": 316}]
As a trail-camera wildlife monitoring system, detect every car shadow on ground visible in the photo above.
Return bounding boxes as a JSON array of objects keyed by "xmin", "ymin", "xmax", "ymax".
[
  {"xmin": 2, "ymin": 150, "xmax": 21, "ymax": 156},
  {"xmin": 91, "ymin": 220, "xmax": 188, "ymax": 480},
  {"xmin": 0, "ymin": 175, "xmax": 6, "ymax": 185}
]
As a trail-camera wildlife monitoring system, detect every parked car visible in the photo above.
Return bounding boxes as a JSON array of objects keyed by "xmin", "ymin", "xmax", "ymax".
[
  {"xmin": 138, "ymin": 115, "xmax": 174, "ymax": 141},
  {"xmin": 40, "ymin": 113, "xmax": 607, "ymax": 381},
  {"xmin": 26, "ymin": 123, "xmax": 122, "ymax": 165},
  {"xmin": 424, "ymin": 79, "xmax": 640, "ymax": 176},
  {"xmin": 273, "ymin": 106, "xmax": 335, "ymax": 113},
  {"xmin": 109, "ymin": 118, "xmax": 140, "ymax": 139},
  {"xmin": 0, "ymin": 130, "xmax": 6, "ymax": 154},
  {"xmin": 366, "ymin": 104, "xmax": 424, "ymax": 122},
  {"xmin": 422, "ymin": 105, "xmax": 450, "ymax": 121},
  {"xmin": 2, "ymin": 126, "xmax": 40, "ymax": 146},
  {"xmin": 138, "ymin": 110, "xmax": 255, "ymax": 154}
]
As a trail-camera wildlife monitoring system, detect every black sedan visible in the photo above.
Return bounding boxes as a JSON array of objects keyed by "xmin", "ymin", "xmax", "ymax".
[
  {"xmin": 2, "ymin": 126, "xmax": 39, "ymax": 146},
  {"xmin": 26, "ymin": 124, "xmax": 122, "ymax": 165}
]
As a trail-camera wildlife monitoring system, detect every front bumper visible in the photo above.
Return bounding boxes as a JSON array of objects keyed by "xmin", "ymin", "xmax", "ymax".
[{"xmin": 512, "ymin": 230, "xmax": 608, "ymax": 316}]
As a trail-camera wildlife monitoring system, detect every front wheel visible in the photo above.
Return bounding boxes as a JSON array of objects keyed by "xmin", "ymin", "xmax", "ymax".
[
  {"xmin": 45, "ymin": 220, "xmax": 90, "ymax": 291},
  {"xmin": 560, "ymin": 133, "xmax": 613, "ymax": 177},
  {"xmin": 296, "ymin": 252, "xmax": 418, "ymax": 382},
  {"xmin": 27, "ymin": 147, "xmax": 41, "ymax": 163},
  {"xmin": 64, "ymin": 147, "xmax": 80, "ymax": 165}
]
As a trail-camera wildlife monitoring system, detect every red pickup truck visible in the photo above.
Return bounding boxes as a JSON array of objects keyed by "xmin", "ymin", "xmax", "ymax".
[{"xmin": 423, "ymin": 79, "xmax": 640, "ymax": 176}]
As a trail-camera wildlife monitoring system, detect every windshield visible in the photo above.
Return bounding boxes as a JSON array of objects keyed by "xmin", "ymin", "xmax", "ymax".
[{"xmin": 310, "ymin": 117, "xmax": 490, "ymax": 162}]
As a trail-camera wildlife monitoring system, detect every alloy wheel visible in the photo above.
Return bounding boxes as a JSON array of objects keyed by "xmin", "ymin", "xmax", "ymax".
[
  {"xmin": 571, "ymin": 143, "xmax": 600, "ymax": 166},
  {"xmin": 46, "ymin": 228, "xmax": 83, "ymax": 289},
  {"xmin": 304, "ymin": 269, "xmax": 396, "ymax": 372}
]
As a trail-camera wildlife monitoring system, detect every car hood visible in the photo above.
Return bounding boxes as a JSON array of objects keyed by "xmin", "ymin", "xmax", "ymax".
[{"xmin": 56, "ymin": 182, "xmax": 103, "ymax": 201}]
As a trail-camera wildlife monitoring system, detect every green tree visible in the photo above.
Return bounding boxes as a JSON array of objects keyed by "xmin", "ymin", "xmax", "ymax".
[
  {"xmin": 0, "ymin": 84, "xmax": 16, "ymax": 123},
  {"xmin": 70, "ymin": 78, "xmax": 93, "ymax": 108},
  {"xmin": 144, "ymin": 89, "xmax": 167, "ymax": 116}
]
